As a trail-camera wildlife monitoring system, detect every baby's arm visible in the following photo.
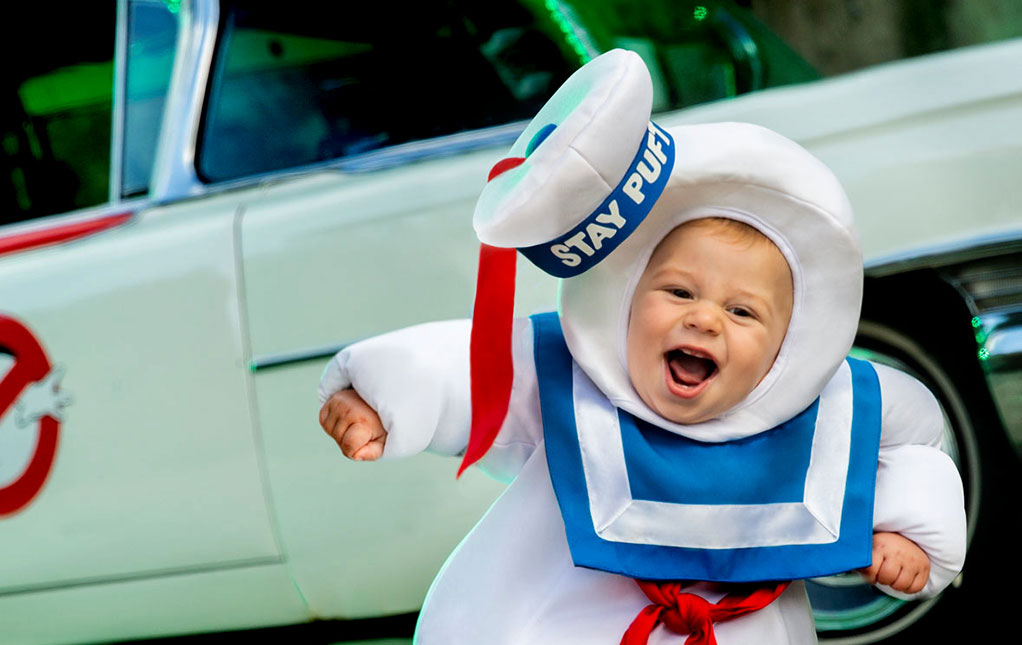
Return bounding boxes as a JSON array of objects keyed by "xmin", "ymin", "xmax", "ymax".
[
  {"xmin": 317, "ymin": 319, "xmax": 474, "ymax": 458},
  {"xmin": 870, "ymin": 363, "xmax": 967, "ymax": 599},
  {"xmin": 316, "ymin": 317, "xmax": 543, "ymax": 476}
]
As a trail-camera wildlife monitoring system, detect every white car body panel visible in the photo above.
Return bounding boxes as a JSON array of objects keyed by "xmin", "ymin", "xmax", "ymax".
[
  {"xmin": 240, "ymin": 144, "xmax": 560, "ymax": 360},
  {"xmin": 0, "ymin": 194, "xmax": 281, "ymax": 590}
]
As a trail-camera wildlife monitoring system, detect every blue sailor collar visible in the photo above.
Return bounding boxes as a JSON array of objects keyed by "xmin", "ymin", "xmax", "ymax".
[{"xmin": 532, "ymin": 312, "xmax": 882, "ymax": 582}]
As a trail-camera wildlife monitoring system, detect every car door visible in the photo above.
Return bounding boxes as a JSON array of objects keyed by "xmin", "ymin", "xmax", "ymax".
[{"xmin": 0, "ymin": 0, "xmax": 281, "ymax": 600}]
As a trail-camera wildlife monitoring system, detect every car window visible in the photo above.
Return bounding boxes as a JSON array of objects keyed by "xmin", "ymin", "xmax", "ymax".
[
  {"xmin": 0, "ymin": 1, "xmax": 177, "ymax": 226},
  {"xmin": 0, "ymin": 5, "xmax": 116, "ymax": 225},
  {"xmin": 197, "ymin": 0, "xmax": 581, "ymax": 182},
  {"xmin": 122, "ymin": 0, "xmax": 180, "ymax": 198}
]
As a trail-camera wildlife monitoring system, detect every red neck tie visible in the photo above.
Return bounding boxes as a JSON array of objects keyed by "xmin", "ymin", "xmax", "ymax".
[{"xmin": 621, "ymin": 580, "xmax": 791, "ymax": 645}]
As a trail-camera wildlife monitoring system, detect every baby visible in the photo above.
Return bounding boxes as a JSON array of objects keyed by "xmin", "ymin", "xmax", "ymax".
[
  {"xmin": 318, "ymin": 51, "xmax": 965, "ymax": 644},
  {"xmin": 626, "ymin": 217, "xmax": 930, "ymax": 593}
]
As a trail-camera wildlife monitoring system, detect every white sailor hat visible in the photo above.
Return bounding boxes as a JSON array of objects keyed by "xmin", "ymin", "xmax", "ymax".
[
  {"xmin": 460, "ymin": 49, "xmax": 673, "ymax": 474},
  {"xmin": 475, "ymin": 49, "xmax": 674, "ymax": 276}
]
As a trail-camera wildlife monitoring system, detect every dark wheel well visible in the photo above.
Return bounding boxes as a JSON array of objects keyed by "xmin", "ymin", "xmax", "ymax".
[{"xmin": 818, "ymin": 268, "xmax": 1020, "ymax": 643}]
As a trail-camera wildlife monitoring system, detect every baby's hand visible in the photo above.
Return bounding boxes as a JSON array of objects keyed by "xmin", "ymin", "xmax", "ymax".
[
  {"xmin": 319, "ymin": 388, "xmax": 387, "ymax": 461},
  {"xmin": 858, "ymin": 532, "xmax": 930, "ymax": 594}
]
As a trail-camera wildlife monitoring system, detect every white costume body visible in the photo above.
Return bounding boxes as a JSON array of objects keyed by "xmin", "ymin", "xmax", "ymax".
[
  {"xmin": 319, "ymin": 55, "xmax": 965, "ymax": 643},
  {"xmin": 319, "ymin": 317, "xmax": 966, "ymax": 645}
]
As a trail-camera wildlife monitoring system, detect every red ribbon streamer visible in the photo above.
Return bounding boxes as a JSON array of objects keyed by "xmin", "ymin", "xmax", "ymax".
[
  {"xmin": 621, "ymin": 580, "xmax": 791, "ymax": 645},
  {"xmin": 458, "ymin": 243, "xmax": 517, "ymax": 477}
]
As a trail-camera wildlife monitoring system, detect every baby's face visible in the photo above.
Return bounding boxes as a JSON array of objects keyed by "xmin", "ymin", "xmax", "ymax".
[{"xmin": 626, "ymin": 220, "xmax": 793, "ymax": 425}]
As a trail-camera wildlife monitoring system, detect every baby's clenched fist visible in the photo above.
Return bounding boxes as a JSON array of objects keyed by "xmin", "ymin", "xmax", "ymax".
[
  {"xmin": 858, "ymin": 532, "xmax": 930, "ymax": 594},
  {"xmin": 319, "ymin": 388, "xmax": 387, "ymax": 461}
]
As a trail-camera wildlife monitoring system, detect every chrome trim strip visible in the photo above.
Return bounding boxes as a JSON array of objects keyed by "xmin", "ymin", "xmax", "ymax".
[
  {"xmin": 150, "ymin": 0, "xmax": 219, "ymax": 202},
  {"xmin": 0, "ymin": 555, "xmax": 282, "ymax": 598},
  {"xmin": 864, "ymin": 229, "xmax": 1022, "ymax": 277},
  {"xmin": 195, "ymin": 121, "xmax": 526, "ymax": 197},
  {"xmin": 249, "ymin": 343, "xmax": 349, "ymax": 372},
  {"xmin": 110, "ymin": 0, "xmax": 129, "ymax": 204},
  {"xmin": 330, "ymin": 121, "xmax": 525, "ymax": 173},
  {"xmin": 939, "ymin": 256, "xmax": 1022, "ymax": 448}
]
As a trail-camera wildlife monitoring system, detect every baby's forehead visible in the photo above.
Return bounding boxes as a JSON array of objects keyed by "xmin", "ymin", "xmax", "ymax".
[
  {"xmin": 639, "ymin": 217, "xmax": 795, "ymax": 303},
  {"xmin": 673, "ymin": 216, "xmax": 770, "ymax": 244},
  {"xmin": 649, "ymin": 217, "xmax": 786, "ymax": 266}
]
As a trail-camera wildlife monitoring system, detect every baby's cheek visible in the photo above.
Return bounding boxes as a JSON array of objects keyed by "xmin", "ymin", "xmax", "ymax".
[{"xmin": 624, "ymin": 322, "xmax": 645, "ymax": 378}]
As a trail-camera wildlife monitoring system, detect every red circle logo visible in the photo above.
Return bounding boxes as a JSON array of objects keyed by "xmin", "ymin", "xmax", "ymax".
[{"xmin": 0, "ymin": 315, "xmax": 61, "ymax": 517}]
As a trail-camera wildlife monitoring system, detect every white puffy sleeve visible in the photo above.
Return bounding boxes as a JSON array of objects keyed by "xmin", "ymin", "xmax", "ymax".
[
  {"xmin": 870, "ymin": 362, "xmax": 967, "ymax": 599},
  {"xmin": 317, "ymin": 317, "xmax": 544, "ymax": 476}
]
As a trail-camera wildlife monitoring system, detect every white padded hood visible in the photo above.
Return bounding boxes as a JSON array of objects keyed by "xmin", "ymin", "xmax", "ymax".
[{"xmin": 560, "ymin": 122, "xmax": 862, "ymax": 441}]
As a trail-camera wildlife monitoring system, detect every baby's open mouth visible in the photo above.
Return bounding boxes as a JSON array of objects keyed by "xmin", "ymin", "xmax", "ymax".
[{"xmin": 667, "ymin": 348, "xmax": 717, "ymax": 386}]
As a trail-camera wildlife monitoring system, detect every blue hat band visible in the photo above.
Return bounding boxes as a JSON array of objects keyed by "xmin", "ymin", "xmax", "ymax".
[{"xmin": 519, "ymin": 122, "xmax": 675, "ymax": 279}]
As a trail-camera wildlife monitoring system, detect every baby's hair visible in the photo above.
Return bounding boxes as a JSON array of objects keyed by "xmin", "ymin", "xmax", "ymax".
[
  {"xmin": 678, "ymin": 217, "xmax": 771, "ymax": 249},
  {"xmin": 672, "ymin": 218, "xmax": 793, "ymax": 303}
]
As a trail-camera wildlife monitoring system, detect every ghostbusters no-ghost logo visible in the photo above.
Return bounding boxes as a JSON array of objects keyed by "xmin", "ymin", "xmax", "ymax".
[{"xmin": 0, "ymin": 315, "xmax": 70, "ymax": 517}]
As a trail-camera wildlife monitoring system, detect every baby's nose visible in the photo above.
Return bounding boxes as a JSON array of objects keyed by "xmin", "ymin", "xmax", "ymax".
[{"xmin": 683, "ymin": 304, "xmax": 722, "ymax": 334}]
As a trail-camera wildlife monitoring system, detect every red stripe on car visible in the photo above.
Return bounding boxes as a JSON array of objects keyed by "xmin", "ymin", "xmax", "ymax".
[{"xmin": 0, "ymin": 212, "xmax": 133, "ymax": 258}]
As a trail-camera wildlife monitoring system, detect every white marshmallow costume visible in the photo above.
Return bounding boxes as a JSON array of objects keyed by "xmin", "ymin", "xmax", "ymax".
[{"xmin": 318, "ymin": 51, "xmax": 966, "ymax": 644}]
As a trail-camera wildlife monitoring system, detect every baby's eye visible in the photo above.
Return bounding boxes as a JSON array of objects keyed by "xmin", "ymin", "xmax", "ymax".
[
  {"xmin": 669, "ymin": 288, "xmax": 692, "ymax": 299},
  {"xmin": 728, "ymin": 306, "xmax": 754, "ymax": 318}
]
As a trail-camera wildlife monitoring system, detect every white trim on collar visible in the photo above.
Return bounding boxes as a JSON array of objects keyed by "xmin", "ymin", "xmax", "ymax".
[{"xmin": 572, "ymin": 360, "xmax": 855, "ymax": 549}]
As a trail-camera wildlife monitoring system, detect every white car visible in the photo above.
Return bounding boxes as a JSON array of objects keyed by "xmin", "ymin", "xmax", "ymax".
[{"xmin": 0, "ymin": 1, "xmax": 1016, "ymax": 644}]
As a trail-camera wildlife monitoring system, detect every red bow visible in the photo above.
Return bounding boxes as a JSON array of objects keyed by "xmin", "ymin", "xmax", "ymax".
[{"xmin": 621, "ymin": 580, "xmax": 791, "ymax": 645}]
